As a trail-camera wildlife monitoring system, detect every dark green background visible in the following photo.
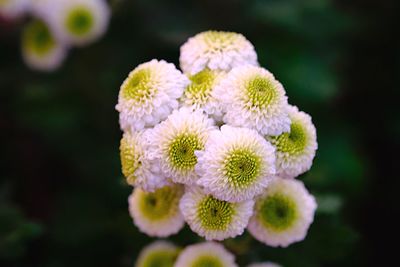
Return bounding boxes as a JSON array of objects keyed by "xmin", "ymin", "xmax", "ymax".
[{"xmin": 1, "ymin": 0, "xmax": 398, "ymax": 266}]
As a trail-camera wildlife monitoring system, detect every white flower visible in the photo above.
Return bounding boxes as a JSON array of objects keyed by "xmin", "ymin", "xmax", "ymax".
[
  {"xmin": 21, "ymin": 19, "xmax": 67, "ymax": 72},
  {"xmin": 213, "ymin": 65, "xmax": 291, "ymax": 136},
  {"xmin": 0, "ymin": 0, "xmax": 29, "ymax": 19},
  {"xmin": 29, "ymin": 0, "xmax": 54, "ymax": 17},
  {"xmin": 45, "ymin": 0, "xmax": 110, "ymax": 47},
  {"xmin": 135, "ymin": 241, "xmax": 179, "ymax": 267},
  {"xmin": 180, "ymin": 30, "xmax": 258, "ymax": 75},
  {"xmin": 266, "ymin": 105, "xmax": 317, "ymax": 178},
  {"xmin": 247, "ymin": 262, "xmax": 282, "ymax": 267},
  {"xmin": 247, "ymin": 177, "xmax": 317, "ymax": 247},
  {"xmin": 180, "ymin": 68, "xmax": 226, "ymax": 121},
  {"xmin": 175, "ymin": 242, "xmax": 238, "ymax": 267},
  {"xmin": 116, "ymin": 59, "xmax": 190, "ymax": 132},
  {"xmin": 128, "ymin": 184, "xmax": 185, "ymax": 237},
  {"xmin": 147, "ymin": 107, "xmax": 216, "ymax": 185},
  {"xmin": 120, "ymin": 130, "xmax": 170, "ymax": 192},
  {"xmin": 179, "ymin": 186, "xmax": 254, "ymax": 241},
  {"xmin": 196, "ymin": 125, "xmax": 276, "ymax": 202}
]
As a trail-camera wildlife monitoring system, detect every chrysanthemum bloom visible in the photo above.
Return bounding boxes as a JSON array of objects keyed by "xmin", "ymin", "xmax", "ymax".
[
  {"xmin": 46, "ymin": 0, "xmax": 110, "ymax": 47},
  {"xmin": 213, "ymin": 65, "xmax": 291, "ymax": 136},
  {"xmin": 116, "ymin": 60, "xmax": 190, "ymax": 132},
  {"xmin": 0, "ymin": 0, "xmax": 29, "ymax": 19},
  {"xmin": 180, "ymin": 30, "xmax": 258, "ymax": 75},
  {"xmin": 135, "ymin": 241, "xmax": 179, "ymax": 267},
  {"xmin": 247, "ymin": 262, "xmax": 282, "ymax": 267},
  {"xmin": 196, "ymin": 125, "xmax": 276, "ymax": 202},
  {"xmin": 147, "ymin": 107, "xmax": 216, "ymax": 185},
  {"xmin": 266, "ymin": 105, "xmax": 317, "ymax": 178},
  {"xmin": 21, "ymin": 19, "xmax": 67, "ymax": 72},
  {"xmin": 180, "ymin": 68, "xmax": 225, "ymax": 121},
  {"xmin": 247, "ymin": 178, "xmax": 317, "ymax": 247},
  {"xmin": 179, "ymin": 186, "xmax": 254, "ymax": 241},
  {"xmin": 128, "ymin": 184, "xmax": 185, "ymax": 237},
  {"xmin": 120, "ymin": 130, "xmax": 170, "ymax": 191},
  {"xmin": 175, "ymin": 242, "xmax": 238, "ymax": 267}
]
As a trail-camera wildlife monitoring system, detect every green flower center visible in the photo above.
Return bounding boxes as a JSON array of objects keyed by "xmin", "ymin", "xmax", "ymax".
[
  {"xmin": 120, "ymin": 137, "xmax": 140, "ymax": 184},
  {"xmin": 22, "ymin": 20, "xmax": 56, "ymax": 56},
  {"xmin": 245, "ymin": 76, "xmax": 278, "ymax": 109},
  {"xmin": 224, "ymin": 149, "xmax": 261, "ymax": 188},
  {"xmin": 139, "ymin": 186, "xmax": 182, "ymax": 221},
  {"xmin": 198, "ymin": 195, "xmax": 234, "ymax": 230},
  {"xmin": 65, "ymin": 6, "xmax": 94, "ymax": 36},
  {"xmin": 191, "ymin": 256, "xmax": 224, "ymax": 267},
  {"xmin": 122, "ymin": 69, "xmax": 156, "ymax": 103},
  {"xmin": 141, "ymin": 250, "xmax": 178, "ymax": 267},
  {"xmin": 203, "ymin": 31, "xmax": 238, "ymax": 49},
  {"xmin": 269, "ymin": 121, "xmax": 307, "ymax": 155},
  {"xmin": 168, "ymin": 134, "xmax": 203, "ymax": 171},
  {"xmin": 184, "ymin": 69, "xmax": 216, "ymax": 105},
  {"xmin": 259, "ymin": 193, "xmax": 298, "ymax": 232}
]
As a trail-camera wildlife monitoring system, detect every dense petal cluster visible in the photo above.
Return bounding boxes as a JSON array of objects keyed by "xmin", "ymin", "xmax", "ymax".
[
  {"xmin": 248, "ymin": 178, "xmax": 317, "ymax": 247},
  {"xmin": 180, "ymin": 30, "xmax": 258, "ymax": 75},
  {"xmin": 115, "ymin": 31, "xmax": 318, "ymax": 250},
  {"xmin": 213, "ymin": 65, "xmax": 291, "ymax": 135},
  {"xmin": 116, "ymin": 60, "xmax": 189, "ymax": 132},
  {"xmin": 179, "ymin": 186, "xmax": 254, "ymax": 240},
  {"xmin": 175, "ymin": 242, "xmax": 239, "ymax": 267},
  {"xmin": 196, "ymin": 125, "xmax": 276, "ymax": 202},
  {"xmin": 266, "ymin": 105, "xmax": 317, "ymax": 178}
]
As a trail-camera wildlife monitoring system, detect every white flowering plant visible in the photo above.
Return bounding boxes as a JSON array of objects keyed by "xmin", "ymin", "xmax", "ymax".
[{"xmin": 116, "ymin": 30, "xmax": 319, "ymax": 267}]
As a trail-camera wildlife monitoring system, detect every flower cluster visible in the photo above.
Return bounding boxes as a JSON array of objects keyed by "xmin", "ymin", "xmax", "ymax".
[
  {"xmin": 116, "ymin": 30, "xmax": 318, "ymax": 249},
  {"xmin": 0, "ymin": 0, "xmax": 110, "ymax": 71}
]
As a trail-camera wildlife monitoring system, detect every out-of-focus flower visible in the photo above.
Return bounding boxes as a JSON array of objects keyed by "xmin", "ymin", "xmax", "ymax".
[
  {"xmin": 135, "ymin": 241, "xmax": 179, "ymax": 267},
  {"xmin": 179, "ymin": 186, "xmax": 253, "ymax": 241},
  {"xmin": 174, "ymin": 242, "xmax": 238, "ymax": 267},
  {"xmin": 248, "ymin": 178, "xmax": 317, "ymax": 247},
  {"xmin": 180, "ymin": 30, "xmax": 258, "ymax": 75},
  {"xmin": 214, "ymin": 65, "xmax": 291, "ymax": 136},
  {"xmin": 45, "ymin": 0, "xmax": 110, "ymax": 47},
  {"xmin": 196, "ymin": 125, "xmax": 276, "ymax": 202},
  {"xmin": 267, "ymin": 105, "xmax": 317, "ymax": 178},
  {"xmin": 147, "ymin": 107, "xmax": 216, "ymax": 185},
  {"xmin": 128, "ymin": 184, "xmax": 185, "ymax": 237},
  {"xmin": 0, "ymin": 0, "xmax": 29, "ymax": 19},
  {"xmin": 21, "ymin": 19, "xmax": 67, "ymax": 71},
  {"xmin": 116, "ymin": 59, "xmax": 189, "ymax": 132}
]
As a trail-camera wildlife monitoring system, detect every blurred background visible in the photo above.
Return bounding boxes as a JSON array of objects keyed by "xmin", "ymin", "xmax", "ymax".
[{"xmin": 1, "ymin": 0, "xmax": 399, "ymax": 266}]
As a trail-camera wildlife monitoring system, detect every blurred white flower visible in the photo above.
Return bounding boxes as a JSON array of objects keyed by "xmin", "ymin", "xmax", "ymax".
[
  {"xmin": 180, "ymin": 30, "xmax": 258, "ymax": 75},
  {"xmin": 45, "ymin": 0, "xmax": 110, "ymax": 47},
  {"xmin": 21, "ymin": 19, "xmax": 67, "ymax": 72},
  {"xmin": 247, "ymin": 262, "xmax": 282, "ymax": 267},
  {"xmin": 0, "ymin": 0, "xmax": 29, "ymax": 19}
]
